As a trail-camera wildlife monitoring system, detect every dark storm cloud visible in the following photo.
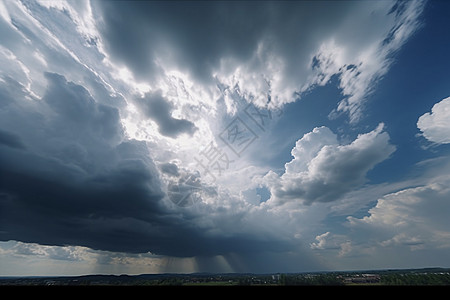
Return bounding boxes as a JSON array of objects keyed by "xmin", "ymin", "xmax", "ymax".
[
  {"xmin": 43, "ymin": 72, "xmax": 124, "ymax": 142},
  {"xmin": 0, "ymin": 73, "xmax": 291, "ymax": 257},
  {"xmin": 136, "ymin": 91, "xmax": 197, "ymax": 138},
  {"xmin": 94, "ymin": 1, "xmax": 264, "ymax": 83},
  {"xmin": 0, "ymin": 129, "xmax": 26, "ymax": 150},
  {"xmin": 159, "ymin": 162, "xmax": 180, "ymax": 177},
  {"xmin": 0, "ymin": 72, "xmax": 164, "ymax": 252}
]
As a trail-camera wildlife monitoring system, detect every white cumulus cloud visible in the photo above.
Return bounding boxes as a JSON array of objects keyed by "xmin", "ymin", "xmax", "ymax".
[
  {"xmin": 265, "ymin": 123, "xmax": 396, "ymax": 205},
  {"xmin": 417, "ymin": 96, "xmax": 450, "ymax": 144}
]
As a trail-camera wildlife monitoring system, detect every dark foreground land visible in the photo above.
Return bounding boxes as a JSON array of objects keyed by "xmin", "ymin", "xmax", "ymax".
[{"xmin": 1, "ymin": 267, "xmax": 450, "ymax": 286}]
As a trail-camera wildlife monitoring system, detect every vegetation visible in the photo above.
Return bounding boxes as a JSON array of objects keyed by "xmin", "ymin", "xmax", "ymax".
[
  {"xmin": 380, "ymin": 272, "xmax": 450, "ymax": 285},
  {"xmin": 279, "ymin": 273, "xmax": 343, "ymax": 286}
]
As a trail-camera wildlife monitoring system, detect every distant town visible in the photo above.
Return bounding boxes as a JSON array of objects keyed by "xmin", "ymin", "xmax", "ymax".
[{"xmin": 1, "ymin": 268, "xmax": 450, "ymax": 286}]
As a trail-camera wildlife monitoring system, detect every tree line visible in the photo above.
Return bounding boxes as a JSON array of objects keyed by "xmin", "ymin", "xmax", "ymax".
[
  {"xmin": 278, "ymin": 273, "xmax": 344, "ymax": 286},
  {"xmin": 380, "ymin": 273, "xmax": 450, "ymax": 285}
]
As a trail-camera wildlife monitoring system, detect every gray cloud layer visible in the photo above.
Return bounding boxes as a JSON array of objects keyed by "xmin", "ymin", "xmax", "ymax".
[
  {"xmin": 93, "ymin": 1, "xmax": 354, "ymax": 88},
  {"xmin": 93, "ymin": 0, "xmax": 425, "ymax": 121}
]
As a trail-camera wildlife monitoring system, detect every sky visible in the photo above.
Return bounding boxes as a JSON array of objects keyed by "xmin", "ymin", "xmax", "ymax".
[{"xmin": 1, "ymin": 0, "xmax": 450, "ymax": 276}]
